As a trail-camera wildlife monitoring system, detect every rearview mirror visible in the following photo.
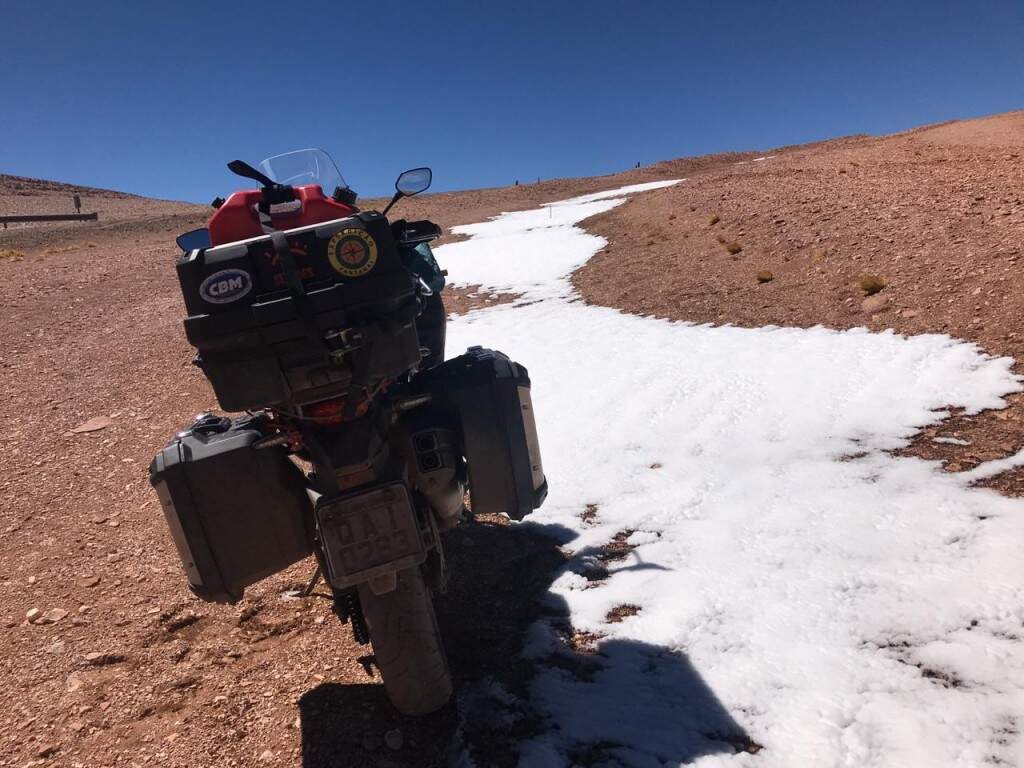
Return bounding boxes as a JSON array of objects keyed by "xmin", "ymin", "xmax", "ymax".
[
  {"xmin": 395, "ymin": 168, "xmax": 432, "ymax": 197},
  {"xmin": 176, "ymin": 228, "xmax": 211, "ymax": 252}
]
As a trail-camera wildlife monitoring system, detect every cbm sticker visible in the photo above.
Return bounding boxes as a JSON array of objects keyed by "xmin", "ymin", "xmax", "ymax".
[{"xmin": 199, "ymin": 269, "xmax": 253, "ymax": 304}]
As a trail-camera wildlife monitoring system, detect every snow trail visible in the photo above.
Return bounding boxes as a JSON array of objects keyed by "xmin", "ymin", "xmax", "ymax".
[{"xmin": 436, "ymin": 182, "xmax": 1024, "ymax": 768}]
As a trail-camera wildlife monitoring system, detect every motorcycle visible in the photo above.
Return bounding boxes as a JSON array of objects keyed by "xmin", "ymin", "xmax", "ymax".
[{"xmin": 149, "ymin": 149, "xmax": 546, "ymax": 715}]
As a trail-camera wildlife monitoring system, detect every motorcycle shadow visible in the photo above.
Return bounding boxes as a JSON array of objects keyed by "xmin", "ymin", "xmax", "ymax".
[{"xmin": 298, "ymin": 515, "xmax": 755, "ymax": 767}]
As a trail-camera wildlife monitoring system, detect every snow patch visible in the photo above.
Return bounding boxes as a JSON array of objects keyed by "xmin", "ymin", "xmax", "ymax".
[
  {"xmin": 933, "ymin": 436, "xmax": 971, "ymax": 446},
  {"xmin": 435, "ymin": 181, "xmax": 1024, "ymax": 767}
]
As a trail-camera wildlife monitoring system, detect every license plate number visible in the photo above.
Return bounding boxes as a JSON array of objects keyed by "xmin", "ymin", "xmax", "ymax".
[{"xmin": 316, "ymin": 483, "xmax": 425, "ymax": 587}]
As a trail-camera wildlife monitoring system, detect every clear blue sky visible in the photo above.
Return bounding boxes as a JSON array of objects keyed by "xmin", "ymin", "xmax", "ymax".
[{"xmin": 2, "ymin": 0, "xmax": 1022, "ymax": 203}]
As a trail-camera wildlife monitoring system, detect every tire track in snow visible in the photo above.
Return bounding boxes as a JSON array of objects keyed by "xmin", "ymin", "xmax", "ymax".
[{"xmin": 437, "ymin": 182, "xmax": 1024, "ymax": 768}]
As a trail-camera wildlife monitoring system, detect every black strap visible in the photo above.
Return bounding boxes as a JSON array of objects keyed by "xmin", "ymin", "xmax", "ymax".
[{"xmin": 270, "ymin": 231, "xmax": 332, "ymax": 359}]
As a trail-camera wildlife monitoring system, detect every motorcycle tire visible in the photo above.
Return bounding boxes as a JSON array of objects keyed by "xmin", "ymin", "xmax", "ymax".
[{"xmin": 358, "ymin": 567, "xmax": 453, "ymax": 715}]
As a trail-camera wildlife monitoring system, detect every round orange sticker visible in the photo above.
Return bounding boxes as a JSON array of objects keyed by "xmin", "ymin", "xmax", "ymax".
[{"xmin": 327, "ymin": 229, "xmax": 378, "ymax": 277}]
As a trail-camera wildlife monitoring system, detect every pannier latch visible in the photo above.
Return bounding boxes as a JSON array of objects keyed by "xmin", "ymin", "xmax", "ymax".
[{"xmin": 325, "ymin": 328, "xmax": 364, "ymax": 360}]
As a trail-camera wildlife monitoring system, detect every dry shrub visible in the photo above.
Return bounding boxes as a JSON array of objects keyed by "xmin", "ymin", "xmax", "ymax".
[
  {"xmin": 857, "ymin": 273, "xmax": 886, "ymax": 295},
  {"xmin": 0, "ymin": 249, "xmax": 26, "ymax": 262},
  {"xmin": 725, "ymin": 241, "xmax": 743, "ymax": 255},
  {"xmin": 44, "ymin": 244, "xmax": 78, "ymax": 255},
  {"xmin": 756, "ymin": 270, "xmax": 774, "ymax": 283},
  {"xmin": 708, "ymin": 214, "xmax": 721, "ymax": 226}
]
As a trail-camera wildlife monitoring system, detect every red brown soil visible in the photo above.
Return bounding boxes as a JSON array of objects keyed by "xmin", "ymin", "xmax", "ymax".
[{"xmin": 3, "ymin": 110, "xmax": 1024, "ymax": 766}]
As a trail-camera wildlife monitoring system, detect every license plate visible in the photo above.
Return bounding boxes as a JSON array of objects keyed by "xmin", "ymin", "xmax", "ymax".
[{"xmin": 315, "ymin": 483, "xmax": 426, "ymax": 588}]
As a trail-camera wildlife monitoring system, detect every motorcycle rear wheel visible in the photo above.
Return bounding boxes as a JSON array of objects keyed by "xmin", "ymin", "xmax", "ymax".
[{"xmin": 358, "ymin": 567, "xmax": 453, "ymax": 715}]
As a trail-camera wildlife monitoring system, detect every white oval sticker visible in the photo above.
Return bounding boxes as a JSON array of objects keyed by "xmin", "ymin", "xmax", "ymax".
[{"xmin": 199, "ymin": 269, "xmax": 253, "ymax": 305}]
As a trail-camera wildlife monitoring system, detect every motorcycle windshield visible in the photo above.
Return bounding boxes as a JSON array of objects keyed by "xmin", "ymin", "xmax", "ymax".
[{"xmin": 258, "ymin": 149, "xmax": 347, "ymax": 194}]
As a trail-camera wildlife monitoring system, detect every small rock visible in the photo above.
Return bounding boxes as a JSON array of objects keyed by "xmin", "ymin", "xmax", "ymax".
[
  {"xmin": 76, "ymin": 575, "xmax": 100, "ymax": 588},
  {"xmin": 67, "ymin": 719, "xmax": 86, "ymax": 733},
  {"xmin": 900, "ymin": 309, "xmax": 920, "ymax": 318},
  {"xmin": 72, "ymin": 416, "xmax": 112, "ymax": 434},
  {"xmin": 40, "ymin": 608, "xmax": 69, "ymax": 624},
  {"xmin": 84, "ymin": 651, "xmax": 124, "ymax": 666},
  {"xmin": 259, "ymin": 750, "xmax": 274, "ymax": 762},
  {"xmin": 37, "ymin": 743, "xmax": 60, "ymax": 758},
  {"xmin": 756, "ymin": 270, "xmax": 774, "ymax": 283},
  {"xmin": 26, "ymin": 608, "xmax": 42, "ymax": 624},
  {"xmin": 65, "ymin": 672, "xmax": 84, "ymax": 693},
  {"xmin": 384, "ymin": 728, "xmax": 404, "ymax": 751},
  {"xmin": 862, "ymin": 294, "xmax": 889, "ymax": 314}
]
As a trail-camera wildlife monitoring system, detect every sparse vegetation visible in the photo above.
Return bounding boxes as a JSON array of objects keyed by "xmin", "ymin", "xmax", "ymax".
[
  {"xmin": 0, "ymin": 249, "xmax": 25, "ymax": 262},
  {"xmin": 857, "ymin": 273, "xmax": 886, "ymax": 295}
]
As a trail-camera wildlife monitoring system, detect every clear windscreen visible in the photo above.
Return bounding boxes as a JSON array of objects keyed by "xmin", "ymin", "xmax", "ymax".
[{"xmin": 258, "ymin": 148, "xmax": 347, "ymax": 195}]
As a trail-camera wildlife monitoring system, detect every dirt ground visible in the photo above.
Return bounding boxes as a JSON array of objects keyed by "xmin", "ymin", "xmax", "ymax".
[{"xmin": 2, "ymin": 110, "xmax": 1024, "ymax": 766}]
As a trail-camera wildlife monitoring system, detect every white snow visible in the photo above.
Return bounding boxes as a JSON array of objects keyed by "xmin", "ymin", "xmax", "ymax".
[
  {"xmin": 435, "ymin": 182, "xmax": 1024, "ymax": 768},
  {"xmin": 933, "ymin": 436, "xmax": 971, "ymax": 446},
  {"xmin": 962, "ymin": 448, "xmax": 1024, "ymax": 484}
]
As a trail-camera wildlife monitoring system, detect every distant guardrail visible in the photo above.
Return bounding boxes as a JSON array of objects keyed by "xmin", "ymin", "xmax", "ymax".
[{"xmin": 0, "ymin": 212, "xmax": 98, "ymax": 229}]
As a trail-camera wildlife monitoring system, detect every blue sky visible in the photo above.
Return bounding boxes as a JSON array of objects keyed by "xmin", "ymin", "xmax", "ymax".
[{"xmin": 2, "ymin": 0, "xmax": 1022, "ymax": 203}]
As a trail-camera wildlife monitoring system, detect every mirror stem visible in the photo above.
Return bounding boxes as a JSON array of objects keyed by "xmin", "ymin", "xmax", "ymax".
[{"xmin": 381, "ymin": 191, "xmax": 403, "ymax": 217}]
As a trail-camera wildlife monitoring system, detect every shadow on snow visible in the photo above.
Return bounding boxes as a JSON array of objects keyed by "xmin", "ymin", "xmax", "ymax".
[{"xmin": 298, "ymin": 518, "xmax": 753, "ymax": 767}]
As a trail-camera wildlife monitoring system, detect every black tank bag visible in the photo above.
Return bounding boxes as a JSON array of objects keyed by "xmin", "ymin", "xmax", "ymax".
[{"xmin": 413, "ymin": 347, "xmax": 547, "ymax": 520}]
